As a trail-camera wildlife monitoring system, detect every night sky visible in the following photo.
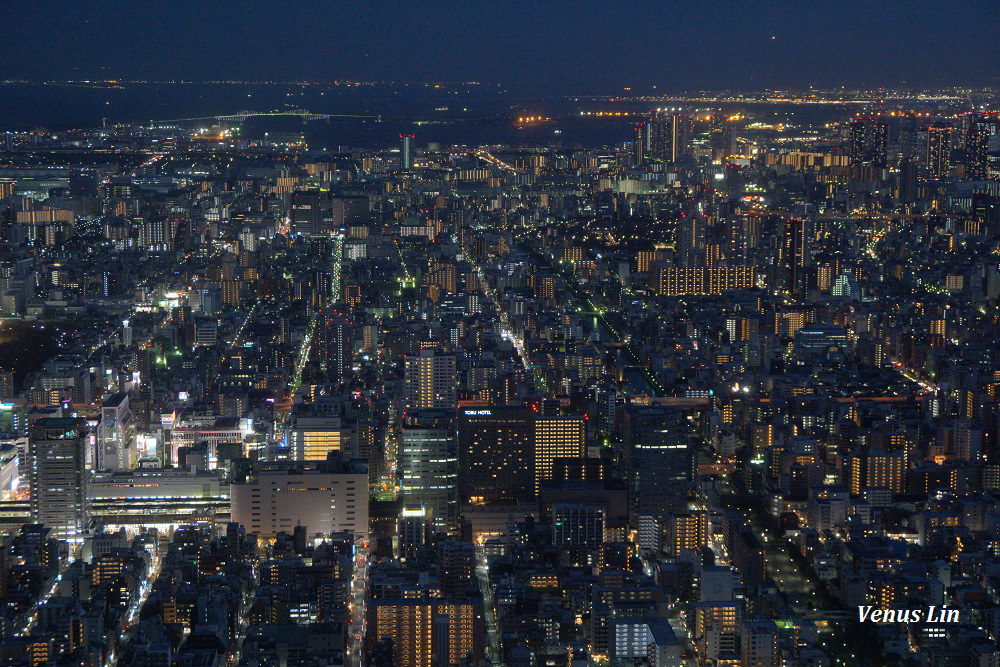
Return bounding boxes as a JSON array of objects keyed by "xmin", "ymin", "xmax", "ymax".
[{"xmin": 4, "ymin": 0, "xmax": 998, "ymax": 93}]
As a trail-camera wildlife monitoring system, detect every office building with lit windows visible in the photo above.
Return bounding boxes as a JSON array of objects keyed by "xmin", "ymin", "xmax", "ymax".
[
  {"xmin": 457, "ymin": 406, "xmax": 534, "ymax": 504},
  {"xmin": 849, "ymin": 115, "xmax": 888, "ymax": 169},
  {"xmin": 288, "ymin": 399, "xmax": 355, "ymax": 461},
  {"xmin": 966, "ymin": 114, "xmax": 995, "ymax": 180},
  {"xmin": 623, "ymin": 405, "xmax": 695, "ymax": 518},
  {"xmin": 400, "ymin": 409, "xmax": 459, "ymax": 534},
  {"xmin": 533, "ymin": 415, "xmax": 586, "ymax": 495},
  {"xmin": 403, "ymin": 349, "xmax": 457, "ymax": 410},
  {"xmin": 29, "ymin": 417, "xmax": 89, "ymax": 540},
  {"xmin": 633, "ymin": 111, "xmax": 693, "ymax": 164}
]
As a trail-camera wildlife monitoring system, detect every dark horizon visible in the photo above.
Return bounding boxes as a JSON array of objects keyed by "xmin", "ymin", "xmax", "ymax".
[{"xmin": 4, "ymin": 0, "xmax": 999, "ymax": 95}]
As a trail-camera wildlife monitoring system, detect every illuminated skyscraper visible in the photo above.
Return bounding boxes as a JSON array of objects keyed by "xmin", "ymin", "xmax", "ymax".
[
  {"xmin": 633, "ymin": 122, "xmax": 652, "ymax": 165},
  {"xmin": 849, "ymin": 115, "xmax": 888, "ymax": 169},
  {"xmin": 369, "ymin": 599, "xmax": 485, "ymax": 667},
  {"xmin": 664, "ymin": 511, "xmax": 709, "ymax": 557},
  {"xmin": 403, "ymin": 349, "xmax": 457, "ymax": 410},
  {"xmin": 623, "ymin": 406, "xmax": 694, "ymax": 517},
  {"xmin": 648, "ymin": 267, "xmax": 755, "ymax": 296},
  {"xmin": 400, "ymin": 409, "xmax": 458, "ymax": 534},
  {"xmin": 29, "ymin": 418, "xmax": 89, "ymax": 540},
  {"xmin": 634, "ymin": 112, "xmax": 692, "ymax": 164},
  {"xmin": 779, "ymin": 217, "xmax": 814, "ymax": 296},
  {"xmin": 966, "ymin": 114, "xmax": 995, "ymax": 181},
  {"xmin": 457, "ymin": 406, "xmax": 534, "ymax": 503},
  {"xmin": 709, "ymin": 111, "xmax": 735, "ymax": 161},
  {"xmin": 401, "ymin": 134, "xmax": 414, "ymax": 169},
  {"xmin": 315, "ymin": 309, "xmax": 354, "ymax": 381},
  {"xmin": 926, "ymin": 123, "xmax": 952, "ymax": 180}
]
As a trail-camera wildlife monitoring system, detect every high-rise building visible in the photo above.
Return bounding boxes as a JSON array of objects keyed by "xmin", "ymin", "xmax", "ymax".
[
  {"xmin": 597, "ymin": 388, "xmax": 618, "ymax": 436},
  {"xmin": 899, "ymin": 158, "xmax": 918, "ymax": 202},
  {"xmin": 634, "ymin": 112, "xmax": 693, "ymax": 164},
  {"xmin": 96, "ymin": 392, "xmax": 137, "ymax": 471},
  {"xmin": 664, "ymin": 511, "xmax": 709, "ymax": 557},
  {"xmin": 623, "ymin": 405, "xmax": 694, "ymax": 518},
  {"xmin": 864, "ymin": 448, "xmax": 905, "ymax": 494},
  {"xmin": 315, "ymin": 309, "xmax": 355, "ymax": 381},
  {"xmin": 778, "ymin": 217, "xmax": 814, "ymax": 296},
  {"xmin": 726, "ymin": 215, "xmax": 760, "ymax": 261},
  {"xmin": 676, "ymin": 215, "xmax": 706, "ymax": 264},
  {"xmin": 457, "ymin": 406, "xmax": 534, "ymax": 503},
  {"xmin": 29, "ymin": 418, "xmax": 89, "ymax": 540},
  {"xmin": 926, "ymin": 123, "xmax": 952, "ymax": 180},
  {"xmin": 633, "ymin": 121, "xmax": 652, "ymax": 165},
  {"xmin": 691, "ymin": 602, "xmax": 742, "ymax": 663},
  {"xmin": 533, "ymin": 415, "xmax": 586, "ymax": 495},
  {"xmin": 400, "ymin": 134, "xmax": 414, "ymax": 169},
  {"xmin": 966, "ymin": 114, "xmax": 995, "ymax": 181},
  {"xmin": 403, "ymin": 349, "xmax": 456, "ymax": 410},
  {"xmin": 0, "ymin": 369, "xmax": 14, "ymax": 399},
  {"xmin": 400, "ymin": 409, "xmax": 459, "ymax": 534},
  {"xmin": 649, "ymin": 267, "xmax": 755, "ymax": 296},
  {"xmin": 288, "ymin": 190, "xmax": 323, "ymax": 236},
  {"xmin": 849, "ymin": 115, "xmax": 888, "ymax": 169},
  {"xmin": 709, "ymin": 112, "xmax": 735, "ymax": 162}
]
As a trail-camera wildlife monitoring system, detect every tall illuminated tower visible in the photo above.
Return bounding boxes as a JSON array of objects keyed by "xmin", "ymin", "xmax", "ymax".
[
  {"xmin": 849, "ymin": 116, "xmax": 888, "ymax": 169},
  {"xmin": 926, "ymin": 123, "xmax": 951, "ymax": 180},
  {"xmin": 29, "ymin": 418, "xmax": 89, "ymax": 540},
  {"xmin": 400, "ymin": 409, "xmax": 458, "ymax": 534},
  {"xmin": 400, "ymin": 134, "xmax": 414, "ymax": 169},
  {"xmin": 966, "ymin": 114, "xmax": 994, "ymax": 181}
]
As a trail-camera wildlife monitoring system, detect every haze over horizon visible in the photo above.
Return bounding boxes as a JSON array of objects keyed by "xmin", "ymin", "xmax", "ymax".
[{"xmin": 4, "ymin": 0, "xmax": 999, "ymax": 94}]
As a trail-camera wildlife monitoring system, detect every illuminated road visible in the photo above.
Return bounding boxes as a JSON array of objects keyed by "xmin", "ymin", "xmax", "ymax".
[
  {"xmin": 346, "ymin": 541, "xmax": 369, "ymax": 667},
  {"xmin": 476, "ymin": 548, "xmax": 504, "ymax": 667},
  {"xmin": 17, "ymin": 569, "xmax": 64, "ymax": 636},
  {"xmin": 892, "ymin": 360, "xmax": 938, "ymax": 393},
  {"xmin": 230, "ymin": 298, "xmax": 261, "ymax": 347},
  {"xmin": 469, "ymin": 149, "xmax": 520, "ymax": 174},
  {"xmin": 464, "ymin": 244, "xmax": 547, "ymax": 392},
  {"xmin": 106, "ymin": 545, "xmax": 162, "ymax": 667}
]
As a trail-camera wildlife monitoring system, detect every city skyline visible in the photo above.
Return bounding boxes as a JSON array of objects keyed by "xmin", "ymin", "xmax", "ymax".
[{"xmin": 0, "ymin": 5, "xmax": 999, "ymax": 666}]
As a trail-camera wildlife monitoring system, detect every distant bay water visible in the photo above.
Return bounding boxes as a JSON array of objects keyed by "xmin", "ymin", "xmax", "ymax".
[{"xmin": 1, "ymin": 81, "xmax": 850, "ymax": 149}]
